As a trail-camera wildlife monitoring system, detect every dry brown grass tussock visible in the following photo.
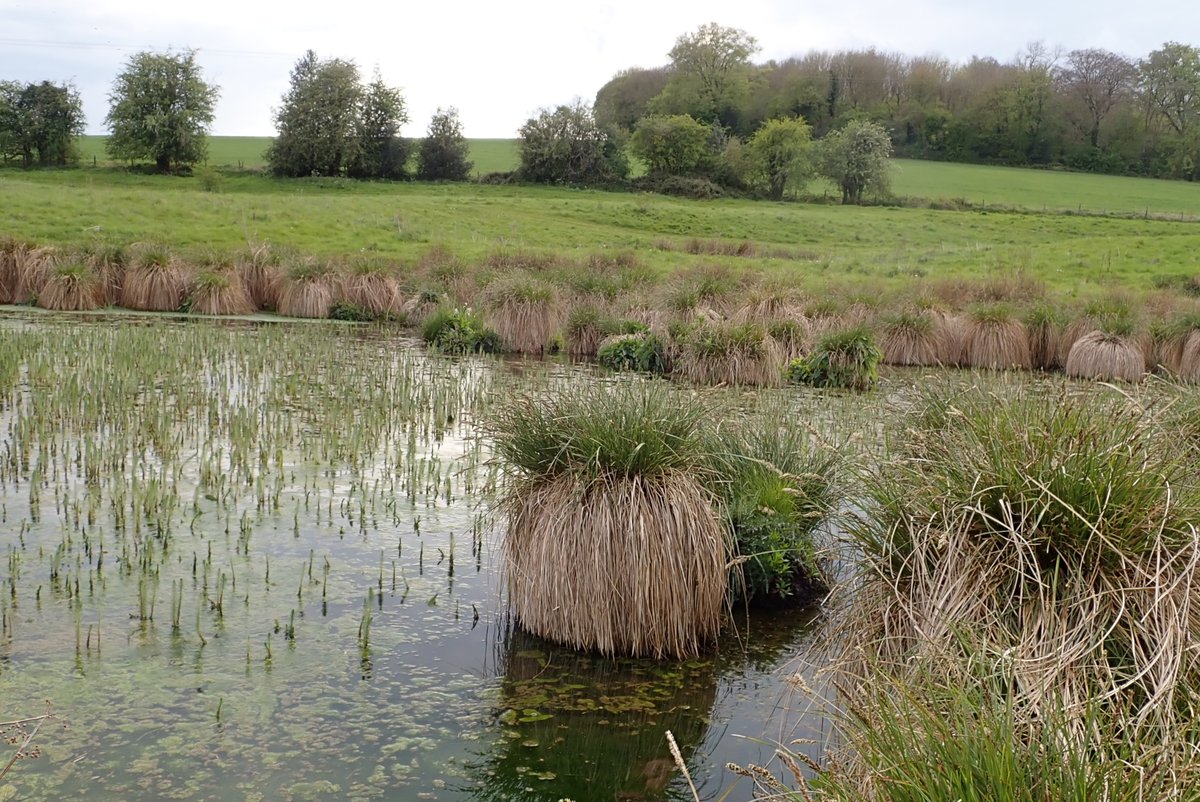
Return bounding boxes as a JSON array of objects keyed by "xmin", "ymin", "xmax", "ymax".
[
  {"xmin": 1179, "ymin": 331, "xmax": 1200, "ymax": 382},
  {"xmin": 276, "ymin": 262, "xmax": 336, "ymax": 318},
  {"xmin": 190, "ymin": 269, "xmax": 255, "ymax": 316},
  {"xmin": 36, "ymin": 263, "xmax": 107, "ymax": 311},
  {"xmin": 879, "ymin": 312, "xmax": 947, "ymax": 367},
  {"xmin": 120, "ymin": 249, "xmax": 187, "ymax": 311},
  {"xmin": 964, "ymin": 316, "xmax": 1031, "ymax": 370},
  {"xmin": 1065, "ymin": 330, "xmax": 1145, "ymax": 382},
  {"xmin": 503, "ymin": 472, "xmax": 727, "ymax": 659}
]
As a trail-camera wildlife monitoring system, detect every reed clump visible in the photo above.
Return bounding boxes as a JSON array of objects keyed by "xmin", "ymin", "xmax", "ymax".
[
  {"xmin": 835, "ymin": 385, "xmax": 1200, "ymax": 738},
  {"xmin": 675, "ymin": 322, "xmax": 783, "ymax": 387},
  {"xmin": 422, "ymin": 307, "xmax": 500, "ymax": 354},
  {"xmin": 490, "ymin": 385, "xmax": 727, "ymax": 659},
  {"xmin": 713, "ymin": 414, "xmax": 837, "ymax": 604},
  {"xmin": 787, "ymin": 327, "xmax": 880, "ymax": 391},
  {"xmin": 121, "ymin": 243, "xmax": 187, "ymax": 311},
  {"xmin": 596, "ymin": 329, "xmax": 666, "ymax": 374},
  {"xmin": 37, "ymin": 261, "xmax": 108, "ymax": 311}
]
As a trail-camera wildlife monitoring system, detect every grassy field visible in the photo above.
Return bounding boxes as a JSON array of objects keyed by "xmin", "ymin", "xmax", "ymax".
[
  {"xmin": 72, "ymin": 136, "xmax": 1200, "ymax": 217},
  {"xmin": 1, "ymin": 166, "xmax": 1197, "ymax": 299},
  {"xmin": 76, "ymin": 135, "xmax": 521, "ymax": 175}
]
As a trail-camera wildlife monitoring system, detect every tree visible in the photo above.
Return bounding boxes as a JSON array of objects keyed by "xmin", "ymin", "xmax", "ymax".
[
  {"xmin": 0, "ymin": 81, "xmax": 24, "ymax": 163},
  {"xmin": 818, "ymin": 120, "xmax": 893, "ymax": 204},
  {"xmin": 664, "ymin": 23, "xmax": 760, "ymax": 125},
  {"xmin": 349, "ymin": 73, "xmax": 409, "ymax": 179},
  {"xmin": 748, "ymin": 117, "xmax": 813, "ymax": 199},
  {"xmin": 105, "ymin": 50, "xmax": 218, "ymax": 172},
  {"xmin": 267, "ymin": 51, "xmax": 364, "ymax": 177},
  {"xmin": 517, "ymin": 101, "xmax": 627, "ymax": 185},
  {"xmin": 1140, "ymin": 42, "xmax": 1200, "ymax": 137},
  {"xmin": 629, "ymin": 114, "xmax": 712, "ymax": 176},
  {"xmin": 1059, "ymin": 49, "xmax": 1135, "ymax": 148},
  {"xmin": 417, "ymin": 108, "xmax": 473, "ymax": 181},
  {"xmin": 0, "ymin": 81, "xmax": 85, "ymax": 166},
  {"xmin": 594, "ymin": 67, "xmax": 671, "ymax": 131}
]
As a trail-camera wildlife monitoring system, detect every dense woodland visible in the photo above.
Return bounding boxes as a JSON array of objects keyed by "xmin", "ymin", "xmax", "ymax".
[{"xmin": 596, "ymin": 27, "xmax": 1200, "ymax": 180}]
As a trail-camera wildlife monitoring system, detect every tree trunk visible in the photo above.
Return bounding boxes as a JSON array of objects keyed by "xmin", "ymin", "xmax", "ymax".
[{"xmin": 156, "ymin": 154, "xmax": 171, "ymax": 173}]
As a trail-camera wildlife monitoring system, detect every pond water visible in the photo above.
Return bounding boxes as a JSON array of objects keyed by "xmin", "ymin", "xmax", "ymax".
[{"xmin": 0, "ymin": 315, "xmax": 854, "ymax": 802}]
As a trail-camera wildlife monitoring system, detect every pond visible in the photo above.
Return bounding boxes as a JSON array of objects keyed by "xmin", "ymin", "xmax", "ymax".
[{"xmin": 0, "ymin": 314, "xmax": 872, "ymax": 802}]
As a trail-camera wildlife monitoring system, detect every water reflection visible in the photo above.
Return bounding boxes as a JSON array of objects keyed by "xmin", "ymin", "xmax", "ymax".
[{"xmin": 467, "ymin": 607, "xmax": 824, "ymax": 802}]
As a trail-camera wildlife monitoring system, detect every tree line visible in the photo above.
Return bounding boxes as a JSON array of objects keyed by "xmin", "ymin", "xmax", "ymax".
[
  {"xmin": 4, "ymin": 26, "xmax": 1196, "ymax": 193},
  {"xmin": 595, "ymin": 24, "xmax": 1200, "ymax": 180},
  {"xmin": 0, "ymin": 49, "xmax": 472, "ymax": 181}
]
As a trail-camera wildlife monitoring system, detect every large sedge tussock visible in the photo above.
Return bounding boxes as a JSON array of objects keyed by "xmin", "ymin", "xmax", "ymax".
[
  {"xmin": 1179, "ymin": 330, "xmax": 1200, "ymax": 382},
  {"xmin": 275, "ymin": 260, "xmax": 336, "ymax": 318},
  {"xmin": 10, "ymin": 244, "xmax": 57, "ymax": 304},
  {"xmin": 830, "ymin": 386, "xmax": 1200, "ymax": 740},
  {"xmin": 938, "ymin": 313, "xmax": 969, "ymax": 367},
  {"xmin": 482, "ymin": 275, "xmax": 563, "ymax": 355},
  {"xmin": 37, "ymin": 262, "xmax": 107, "ymax": 311},
  {"xmin": 675, "ymin": 322, "xmax": 784, "ymax": 387},
  {"xmin": 239, "ymin": 260, "xmax": 282, "ymax": 311},
  {"xmin": 491, "ymin": 386, "xmax": 730, "ymax": 659},
  {"xmin": 190, "ymin": 269, "xmax": 255, "ymax": 316},
  {"xmin": 1024, "ymin": 305, "xmax": 1064, "ymax": 370},
  {"xmin": 121, "ymin": 245, "xmax": 187, "ymax": 311},
  {"xmin": 503, "ymin": 472, "xmax": 726, "ymax": 659},
  {"xmin": 1065, "ymin": 330, "xmax": 1144, "ymax": 382},
  {"xmin": 343, "ymin": 264, "xmax": 404, "ymax": 317},
  {"xmin": 564, "ymin": 305, "xmax": 607, "ymax": 358},
  {"xmin": 964, "ymin": 306, "xmax": 1030, "ymax": 369},
  {"xmin": 879, "ymin": 310, "xmax": 946, "ymax": 366}
]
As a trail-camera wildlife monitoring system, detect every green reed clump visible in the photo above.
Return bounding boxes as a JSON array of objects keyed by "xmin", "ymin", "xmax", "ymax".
[
  {"xmin": 490, "ymin": 383, "xmax": 714, "ymax": 483},
  {"xmin": 422, "ymin": 307, "xmax": 501, "ymax": 354},
  {"xmin": 838, "ymin": 383, "xmax": 1200, "ymax": 738},
  {"xmin": 712, "ymin": 414, "xmax": 837, "ymax": 603},
  {"xmin": 596, "ymin": 331, "xmax": 666, "ymax": 374},
  {"xmin": 787, "ymin": 327, "xmax": 880, "ymax": 391}
]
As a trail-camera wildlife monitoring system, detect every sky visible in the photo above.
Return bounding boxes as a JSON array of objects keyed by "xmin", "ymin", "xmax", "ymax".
[{"xmin": 1, "ymin": 1, "xmax": 1196, "ymax": 138}]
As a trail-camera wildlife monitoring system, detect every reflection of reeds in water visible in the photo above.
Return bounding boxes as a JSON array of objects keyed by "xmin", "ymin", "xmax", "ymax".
[
  {"xmin": 464, "ymin": 605, "xmax": 833, "ymax": 802},
  {"xmin": 466, "ymin": 624, "xmax": 721, "ymax": 802}
]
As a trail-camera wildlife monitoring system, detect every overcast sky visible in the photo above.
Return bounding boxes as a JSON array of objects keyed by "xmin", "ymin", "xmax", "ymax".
[{"xmin": 1, "ymin": 1, "xmax": 1195, "ymax": 138}]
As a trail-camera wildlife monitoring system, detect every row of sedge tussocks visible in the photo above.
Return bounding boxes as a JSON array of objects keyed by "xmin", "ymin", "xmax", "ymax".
[{"xmin": 6, "ymin": 238, "xmax": 1200, "ymax": 386}]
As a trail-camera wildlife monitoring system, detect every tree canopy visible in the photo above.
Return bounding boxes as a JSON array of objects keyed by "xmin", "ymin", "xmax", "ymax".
[
  {"xmin": 417, "ymin": 107, "xmax": 473, "ymax": 181},
  {"xmin": 105, "ymin": 50, "xmax": 218, "ymax": 172},
  {"xmin": 0, "ymin": 80, "xmax": 84, "ymax": 166},
  {"xmin": 267, "ymin": 52, "xmax": 409, "ymax": 179},
  {"xmin": 748, "ymin": 117, "xmax": 813, "ymax": 199},
  {"xmin": 517, "ymin": 102, "xmax": 627, "ymax": 185},
  {"xmin": 818, "ymin": 120, "xmax": 893, "ymax": 204}
]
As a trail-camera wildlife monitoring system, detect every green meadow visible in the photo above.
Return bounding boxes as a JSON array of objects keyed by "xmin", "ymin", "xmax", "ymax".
[
  {"xmin": 72, "ymin": 135, "xmax": 1200, "ymax": 217},
  {"xmin": 2, "ymin": 164, "xmax": 1198, "ymax": 299}
]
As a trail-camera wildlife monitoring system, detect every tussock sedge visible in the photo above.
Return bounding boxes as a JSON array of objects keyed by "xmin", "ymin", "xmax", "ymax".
[
  {"xmin": 810, "ymin": 382, "xmax": 1200, "ymax": 801},
  {"xmin": 489, "ymin": 383, "xmax": 838, "ymax": 658}
]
